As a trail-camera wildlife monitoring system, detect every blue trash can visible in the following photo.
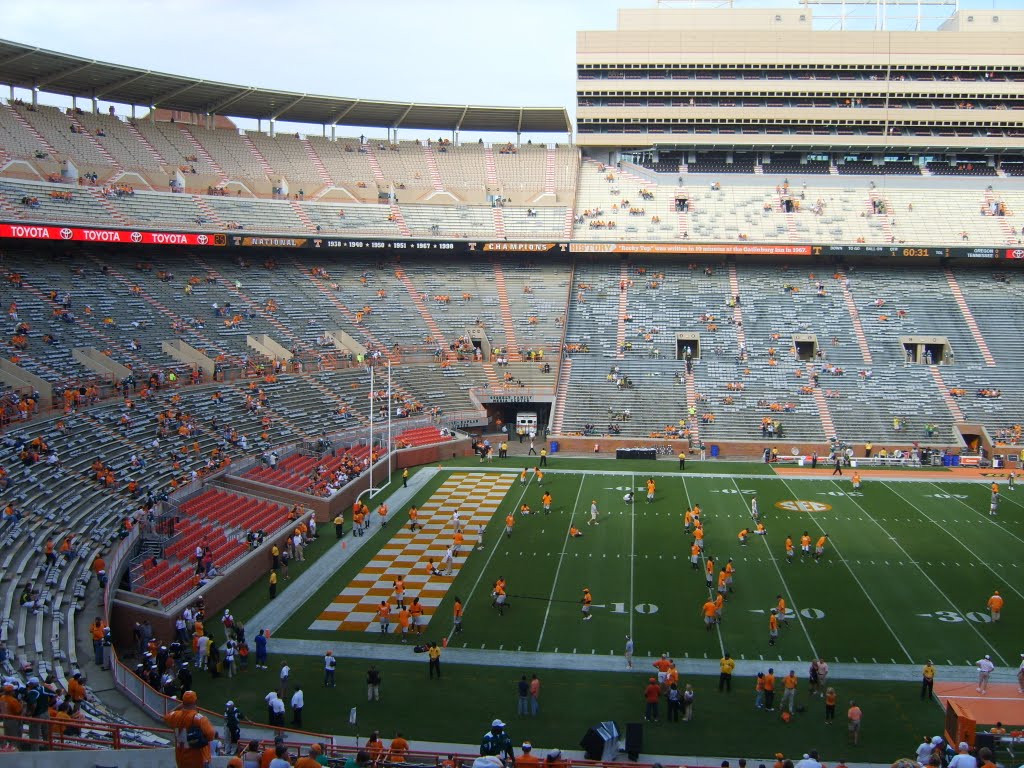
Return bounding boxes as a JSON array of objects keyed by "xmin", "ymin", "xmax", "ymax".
[
  {"xmin": 550, "ymin": 441, "xmax": 559, "ymax": 453},
  {"xmin": 942, "ymin": 455, "xmax": 954, "ymax": 467},
  {"xmin": 710, "ymin": 445, "xmax": 720, "ymax": 458},
  {"xmin": 951, "ymin": 455, "xmax": 961, "ymax": 467}
]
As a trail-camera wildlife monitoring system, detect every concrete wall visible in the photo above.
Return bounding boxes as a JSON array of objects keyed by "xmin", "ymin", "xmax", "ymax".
[{"xmin": 0, "ymin": 747, "xmax": 175, "ymax": 767}]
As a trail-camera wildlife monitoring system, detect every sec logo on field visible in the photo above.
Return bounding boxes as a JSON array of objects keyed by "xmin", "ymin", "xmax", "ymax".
[{"xmin": 775, "ymin": 500, "xmax": 832, "ymax": 513}]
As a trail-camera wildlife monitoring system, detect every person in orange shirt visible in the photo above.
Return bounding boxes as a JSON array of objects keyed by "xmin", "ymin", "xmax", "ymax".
[
  {"xmin": 163, "ymin": 690, "xmax": 215, "ymax": 768},
  {"xmin": 505, "ymin": 513, "xmax": 515, "ymax": 538},
  {"xmin": 393, "ymin": 576, "xmax": 406, "ymax": 609},
  {"xmin": 452, "ymin": 596, "xmax": 463, "ymax": 634},
  {"xmin": 519, "ymin": 503, "xmax": 531, "ymax": 516},
  {"xmin": 754, "ymin": 672, "xmax": 766, "ymax": 709},
  {"xmin": 376, "ymin": 601, "xmax": 391, "ymax": 635},
  {"xmin": 987, "ymin": 590, "xmax": 1004, "ymax": 622},
  {"xmin": 542, "ymin": 492, "xmax": 552, "ymax": 514},
  {"xmin": 738, "ymin": 528, "xmax": 749, "ymax": 546},
  {"xmin": 378, "ymin": 504, "xmax": 389, "ymax": 527},
  {"xmin": 701, "ymin": 599, "xmax": 717, "ymax": 631},
  {"xmin": 646, "ymin": 478, "xmax": 656, "ymax": 503},
  {"xmin": 519, "ymin": 468, "xmax": 528, "ymax": 486},
  {"xmin": 581, "ymin": 588, "xmax": 593, "ymax": 621},
  {"xmin": 705, "ymin": 556, "xmax": 715, "ymax": 588},
  {"xmin": 534, "ymin": 468, "xmax": 544, "ymax": 485},
  {"xmin": 763, "ymin": 668, "xmax": 777, "ymax": 710},
  {"xmin": 409, "ymin": 597, "xmax": 424, "ymax": 634},
  {"xmin": 781, "ymin": 669, "xmax": 799, "ymax": 714},
  {"xmin": 694, "ymin": 526, "xmax": 705, "ymax": 552},
  {"xmin": 653, "ymin": 653, "xmax": 672, "ymax": 684},
  {"xmin": 724, "ymin": 559, "xmax": 736, "ymax": 593},
  {"xmin": 852, "ymin": 472, "xmax": 862, "ymax": 490},
  {"xmin": 824, "ymin": 686, "xmax": 837, "ymax": 723},
  {"xmin": 366, "ymin": 732, "xmax": 385, "ymax": 765},
  {"xmin": 518, "ymin": 743, "xmax": 541, "ymax": 766},
  {"xmin": 684, "ymin": 507, "xmax": 694, "ymax": 532},
  {"xmin": 814, "ymin": 534, "xmax": 829, "ymax": 561},
  {"xmin": 407, "ymin": 506, "xmax": 419, "ymax": 531},
  {"xmin": 769, "ymin": 609, "xmax": 779, "ymax": 646},
  {"xmin": 397, "ymin": 606, "xmax": 411, "ymax": 643},
  {"xmin": 492, "ymin": 579, "xmax": 507, "ymax": 615},
  {"xmin": 717, "ymin": 568, "xmax": 729, "ymax": 600},
  {"xmin": 847, "ymin": 699, "xmax": 862, "ymax": 745},
  {"xmin": 569, "ymin": 525, "xmax": 583, "ymax": 538},
  {"xmin": 800, "ymin": 531, "xmax": 812, "ymax": 556},
  {"xmin": 452, "ymin": 530, "xmax": 465, "ymax": 556},
  {"xmin": 776, "ymin": 595, "xmax": 789, "ymax": 627},
  {"xmin": 690, "ymin": 542, "xmax": 701, "ymax": 570},
  {"xmin": 714, "ymin": 593, "xmax": 724, "ymax": 622}
]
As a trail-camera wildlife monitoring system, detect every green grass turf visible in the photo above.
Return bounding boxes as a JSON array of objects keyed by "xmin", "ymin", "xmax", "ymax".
[
  {"xmin": 189, "ymin": 655, "xmax": 943, "ymax": 763},
  {"xmin": 201, "ymin": 465, "xmax": 1024, "ymax": 759}
]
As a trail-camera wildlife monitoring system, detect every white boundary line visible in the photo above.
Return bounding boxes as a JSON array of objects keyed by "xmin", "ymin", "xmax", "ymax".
[
  {"xmin": 730, "ymin": 476, "xmax": 818, "ymax": 659},
  {"xmin": 629, "ymin": 472, "xmax": 635, "ymax": 640},
  {"xmin": 535, "ymin": 472, "xmax": 588, "ymax": 651},
  {"xmin": 773, "ymin": 474, "xmax": 916, "ymax": 663},
  {"xmin": 822, "ymin": 478, "xmax": 1006, "ymax": 665},
  {"xmin": 881, "ymin": 481, "xmax": 1024, "ymax": 605}
]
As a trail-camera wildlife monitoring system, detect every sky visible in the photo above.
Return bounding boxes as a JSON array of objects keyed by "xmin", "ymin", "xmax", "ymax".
[{"xmin": 2, "ymin": 0, "xmax": 1022, "ymax": 142}]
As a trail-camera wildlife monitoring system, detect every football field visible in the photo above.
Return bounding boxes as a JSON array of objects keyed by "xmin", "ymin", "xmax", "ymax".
[
  {"xmin": 196, "ymin": 460, "xmax": 1024, "ymax": 760},
  {"xmin": 288, "ymin": 464, "xmax": 1024, "ymax": 669}
]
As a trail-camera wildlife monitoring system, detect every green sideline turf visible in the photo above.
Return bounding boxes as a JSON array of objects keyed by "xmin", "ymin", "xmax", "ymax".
[{"xmin": 189, "ymin": 655, "xmax": 943, "ymax": 763}]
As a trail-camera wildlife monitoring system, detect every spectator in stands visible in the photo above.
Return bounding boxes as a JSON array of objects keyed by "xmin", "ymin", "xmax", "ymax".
[{"xmin": 164, "ymin": 690, "xmax": 215, "ymax": 768}]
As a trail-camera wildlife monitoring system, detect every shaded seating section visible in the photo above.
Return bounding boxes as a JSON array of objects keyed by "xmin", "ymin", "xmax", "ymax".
[
  {"xmin": 396, "ymin": 425, "xmax": 450, "ymax": 447},
  {"xmin": 243, "ymin": 445, "xmax": 372, "ymax": 491}
]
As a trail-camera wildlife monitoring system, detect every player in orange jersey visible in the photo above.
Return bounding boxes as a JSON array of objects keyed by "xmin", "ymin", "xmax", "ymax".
[
  {"xmin": 768, "ymin": 609, "xmax": 779, "ymax": 646},
  {"xmin": 785, "ymin": 534, "xmax": 795, "ymax": 563},
  {"xmin": 987, "ymin": 590, "xmax": 1004, "ymax": 622},
  {"xmin": 542, "ymin": 492, "xmax": 552, "ymax": 514},
  {"xmin": 701, "ymin": 599, "xmax": 717, "ymax": 631},
  {"xmin": 690, "ymin": 542, "xmax": 701, "ymax": 570},
  {"xmin": 800, "ymin": 531, "xmax": 812, "ymax": 557},
  {"xmin": 814, "ymin": 534, "xmax": 829, "ymax": 561}
]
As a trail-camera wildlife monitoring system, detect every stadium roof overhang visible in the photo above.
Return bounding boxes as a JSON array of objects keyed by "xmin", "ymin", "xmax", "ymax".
[{"xmin": 0, "ymin": 40, "xmax": 572, "ymax": 134}]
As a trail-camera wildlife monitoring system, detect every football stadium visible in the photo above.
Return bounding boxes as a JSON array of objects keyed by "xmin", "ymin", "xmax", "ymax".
[{"xmin": 0, "ymin": 1, "xmax": 1023, "ymax": 766}]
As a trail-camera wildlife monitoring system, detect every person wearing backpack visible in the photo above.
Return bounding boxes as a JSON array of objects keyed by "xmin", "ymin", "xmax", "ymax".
[{"xmin": 164, "ymin": 690, "xmax": 215, "ymax": 768}]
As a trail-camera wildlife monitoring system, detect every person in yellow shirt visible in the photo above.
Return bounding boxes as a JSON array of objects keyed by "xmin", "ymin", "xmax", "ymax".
[
  {"xmin": 781, "ymin": 669, "xmax": 799, "ymax": 714},
  {"xmin": 785, "ymin": 535, "xmax": 795, "ymax": 563},
  {"xmin": 921, "ymin": 660, "xmax": 936, "ymax": 700},
  {"xmin": 814, "ymin": 534, "xmax": 829, "ymax": 561},
  {"xmin": 987, "ymin": 590, "xmax": 1004, "ymax": 622},
  {"xmin": 719, "ymin": 653, "xmax": 736, "ymax": 691}
]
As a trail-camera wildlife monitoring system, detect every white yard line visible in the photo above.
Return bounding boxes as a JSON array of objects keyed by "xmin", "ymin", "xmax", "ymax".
[
  {"xmin": 535, "ymin": 473, "xmax": 588, "ymax": 651},
  {"xmin": 822, "ymin": 478, "xmax": 1005, "ymax": 665},
  {"xmin": 629, "ymin": 472, "xmax": 636, "ymax": 640},
  {"xmin": 680, "ymin": 475, "xmax": 726, "ymax": 657},
  {"xmin": 730, "ymin": 477, "xmax": 818, "ymax": 659},
  {"xmin": 445, "ymin": 474, "xmax": 534, "ymax": 645},
  {"xmin": 881, "ymin": 481, "xmax": 1024, "ymax": 604},
  {"xmin": 774, "ymin": 475, "xmax": 915, "ymax": 663},
  {"xmin": 928, "ymin": 481, "xmax": 1024, "ymax": 547}
]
